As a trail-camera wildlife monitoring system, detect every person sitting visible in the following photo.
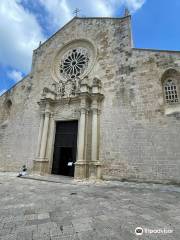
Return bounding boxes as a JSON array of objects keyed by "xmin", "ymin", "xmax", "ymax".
[{"xmin": 17, "ymin": 165, "xmax": 27, "ymax": 177}]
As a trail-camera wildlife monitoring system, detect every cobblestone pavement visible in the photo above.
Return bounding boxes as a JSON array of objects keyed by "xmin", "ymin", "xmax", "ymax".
[{"xmin": 0, "ymin": 173, "xmax": 180, "ymax": 240}]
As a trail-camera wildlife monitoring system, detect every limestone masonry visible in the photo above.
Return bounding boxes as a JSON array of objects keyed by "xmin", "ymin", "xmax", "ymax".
[{"xmin": 0, "ymin": 15, "xmax": 180, "ymax": 183}]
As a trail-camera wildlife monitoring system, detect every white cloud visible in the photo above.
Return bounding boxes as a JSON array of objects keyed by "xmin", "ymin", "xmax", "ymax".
[
  {"xmin": 0, "ymin": 0, "xmax": 45, "ymax": 72},
  {"xmin": 38, "ymin": 0, "xmax": 116, "ymax": 28},
  {"xmin": 38, "ymin": 0, "xmax": 146, "ymax": 30},
  {"xmin": 39, "ymin": 0, "xmax": 73, "ymax": 29},
  {"xmin": 0, "ymin": 89, "xmax": 7, "ymax": 96},
  {"xmin": 0, "ymin": 0, "xmax": 146, "ymax": 77},
  {"xmin": 124, "ymin": 0, "xmax": 146, "ymax": 11},
  {"xmin": 86, "ymin": 0, "xmax": 115, "ymax": 16},
  {"xmin": 8, "ymin": 70, "xmax": 23, "ymax": 83}
]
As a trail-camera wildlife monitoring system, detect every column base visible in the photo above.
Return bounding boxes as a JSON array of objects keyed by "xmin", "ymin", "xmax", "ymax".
[
  {"xmin": 74, "ymin": 160, "xmax": 89, "ymax": 179},
  {"xmin": 89, "ymin": 161, "xmax": 102, "ymax": 179},
  {"xmin": 33, "ymin": 158, "xmax": 49, "ymax": 175}
]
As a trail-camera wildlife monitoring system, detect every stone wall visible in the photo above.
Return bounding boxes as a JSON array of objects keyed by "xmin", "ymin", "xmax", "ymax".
[
  {"xmin": 0, "ymin": 16, "xmax": 132, "ymax": 172},
  {"xmin": 0, "ymin": 16, "xmax": 180, "ymax": 183},
  {"xmin": 100, "ymin": 48, "xmax": 180, "ymax": 183},
  {"xmin": 0, "ymin": 75, "xmax": 39, "ymax": 171}
]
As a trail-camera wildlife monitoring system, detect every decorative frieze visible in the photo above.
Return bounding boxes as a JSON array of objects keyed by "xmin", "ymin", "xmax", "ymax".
[{"xmin": 52, "ymin": 77, "xmax": 81, "ymax": 98}]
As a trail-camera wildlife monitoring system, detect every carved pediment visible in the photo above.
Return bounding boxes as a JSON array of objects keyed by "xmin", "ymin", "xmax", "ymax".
[
  {"xmin": 53, "ymin": 77, "xmax": 81, "ymax": 98},
  {"xmin": 40, "ymin": 76, "xmax": 102, "ymax": 101}
]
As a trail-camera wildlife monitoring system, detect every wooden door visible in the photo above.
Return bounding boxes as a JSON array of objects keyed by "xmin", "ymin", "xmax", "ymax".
[{"xmin": 52, "ymin": 121, "xmax": 78, "ymax": 177}]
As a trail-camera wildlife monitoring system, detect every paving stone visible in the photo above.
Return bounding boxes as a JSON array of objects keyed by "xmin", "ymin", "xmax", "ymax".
[
  {"xmin": 3, "ymin": 222, "xmax": 16, "ymax": 229},
  {"xmin": 25, "ymin": 214, "xmax": 38, "ymax": 221},
  {"xmin": 0, "ymin": 228, "xmax": 12, "ymax": 237},
  {"xmin": 55, "ymin": 216, "xmax": 73, "ymax": 225},
  {"xmin": 0, "ymin": 223, "xmax": 4, "ymax": 230},
  {"xmin": 73, "ymin": 222, "xmax": 92, "ymax": 233},
  {"xmin": 33, "ymin": 232, "xmax": 51, "ymax": 240},
  {"xmin": 51, "ymin": 234, "xmax": 79, "ymax": 240},
  {"xmin": 26, "ymin": 218, "xmax": 51, "ymax": 226},
  {"xmin": 37, "ymin": 213, "xmax": 50, "ymax": 220},
  {"xmin": 16, "ymin": 230, "xmax": 33, "ymax": 240},
  {"xmin": 0, "ymin": 233, "xmax": 17, "ymax": 240},
  {"xmin": 0, "ymin": 173, "xmax": 179, "ymax": 239},
  {"xmin": 60, "ymin": 224, "xmax": 75, "ymax": 236}
]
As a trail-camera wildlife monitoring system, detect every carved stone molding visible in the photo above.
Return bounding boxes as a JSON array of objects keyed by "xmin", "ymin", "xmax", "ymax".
[
  {"xmin": 35, "ymin": 76, "xmax": 104, "ymax": 179},
  {"xmin": 52, "ymin": 77, "xmax": 81, "ymax": 98}
]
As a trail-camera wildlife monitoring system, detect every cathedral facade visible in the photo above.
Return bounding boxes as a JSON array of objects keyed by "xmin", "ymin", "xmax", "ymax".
[{"xmin": 0, "ymin": 15, "xmax": 180, "ymax": 183}]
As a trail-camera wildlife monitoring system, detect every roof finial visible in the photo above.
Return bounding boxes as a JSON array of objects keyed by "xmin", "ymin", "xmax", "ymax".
[
  {"xmin": 73, "ymin": 8, "xmax": 80, "ymax": 17},
  {"xmin": 124, "ymin": 7, "xmax": 130, "ymax": 16}
]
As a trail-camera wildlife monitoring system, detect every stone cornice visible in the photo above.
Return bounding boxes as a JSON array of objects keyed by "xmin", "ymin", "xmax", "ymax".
[
  {"xmin": 91, "ymin": 93, "xmax": 104, "ymax": 102},
  {"xmin": 133, "ymin": 48, "xmax": 180, "ymax": 54}
]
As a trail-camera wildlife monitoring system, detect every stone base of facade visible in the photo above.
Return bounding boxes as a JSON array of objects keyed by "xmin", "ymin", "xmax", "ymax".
[
  {"xmin": 89, "ymin": 161, "xmax": 102, "ymax": 179},
  {"xmin": 74, "ymin": 161, "xmax": 102, "ymax": 180},
  {"xmin": 33, "ymin": 159, "xmax": 49, "ymax": 175},
  {"xmin": 74, "ymin": 161, "xmax": 89, "ymax": 179},
  {"xmin": 32, "ymin": 158, "xmax": 102, "ymax": 179}
]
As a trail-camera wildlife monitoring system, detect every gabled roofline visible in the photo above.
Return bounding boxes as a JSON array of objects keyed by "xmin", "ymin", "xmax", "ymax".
[
  {"xmin": 133, "ymin": 47, "xmax": 180, "ymax": 54},
  {"xmin": 34, "ymin": 17, "xmax": 76, "ymax": 52},
  {"xmin": 1, "ymin": 15, "xmax": 131, "ymax": 99},
  {"xmin": 75, "ymin": 16, "xmax": 131, "ymax": 20},
  {"xmin": 34, "ymin": 15, "xmax": 131, "ymax": 52},
  {"xmin": 0, "ymin": 74, "xmax": 30, "ymax": 98}
]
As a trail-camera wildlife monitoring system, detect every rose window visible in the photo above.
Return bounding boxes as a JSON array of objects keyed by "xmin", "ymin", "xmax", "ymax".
[{"xmin": 59, "ymin": 48, "xmax": 89, "ymax": 79}]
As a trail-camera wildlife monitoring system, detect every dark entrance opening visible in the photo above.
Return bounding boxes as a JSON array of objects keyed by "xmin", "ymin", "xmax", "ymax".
[{"xmin": 51, "ymin": 121, "xmax": 78, "ymax": 177}]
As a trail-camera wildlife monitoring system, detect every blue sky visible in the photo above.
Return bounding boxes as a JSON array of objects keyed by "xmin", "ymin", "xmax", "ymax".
[{"xmin": 0, "ymin": 0, "xmax": 180, "ymax": 95}]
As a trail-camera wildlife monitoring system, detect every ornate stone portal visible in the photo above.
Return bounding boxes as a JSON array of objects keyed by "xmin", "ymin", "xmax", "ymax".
[{"xmin": 33, "ymin": 41, "xmax": 104, "ymax": 179}]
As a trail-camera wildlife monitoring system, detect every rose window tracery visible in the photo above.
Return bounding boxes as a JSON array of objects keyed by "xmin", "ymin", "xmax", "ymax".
[{"xmin": 59, "ymin": 48, "xmax": 89, "ymax": 79}]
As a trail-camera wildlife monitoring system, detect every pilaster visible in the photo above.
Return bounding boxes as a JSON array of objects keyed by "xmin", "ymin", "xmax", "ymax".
[
  {"xmin": 74, "ymin": 83, "xmax": 91, "ymax": 179},
  {"xmin": 89, "ymin": 78, "xmax": 104, "ymax": 179},
  {"xmin": 33, "ymin": 100, "xmax": 52, "ymax": 175}
]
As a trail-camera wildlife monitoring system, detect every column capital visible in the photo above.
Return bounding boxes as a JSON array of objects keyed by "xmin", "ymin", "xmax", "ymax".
[
  {"xmin": 79, "ymin": 92, "xmax": 91, "ymax": 101},
  {"xmin": 91, "ymin": 92, "xmax": 104, "ymax": 100},
  {"xmin": 79, "ymin": 95, "xmax": 90, "ymax": 111},
  {"xmin": 80, "ymin": 107, "xmax": 89, "ymax": 115},
  {"xmin": 44, "ymin": 111, "xmax": 51, "ymax": 117},
  {"xmin": 50, "ymin": 113, "xmax": 54, "ymax": 118},
  {"xmin": 40, "ymin": 111, "xmax": 45, "ymax": 117},
  {"xmin": 91, "ymin": 98, "xmax": 100, "ymax": 114},
  {"xmin": 91, "ymin": 108, "xmax": 101, "ymax": 115}
]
